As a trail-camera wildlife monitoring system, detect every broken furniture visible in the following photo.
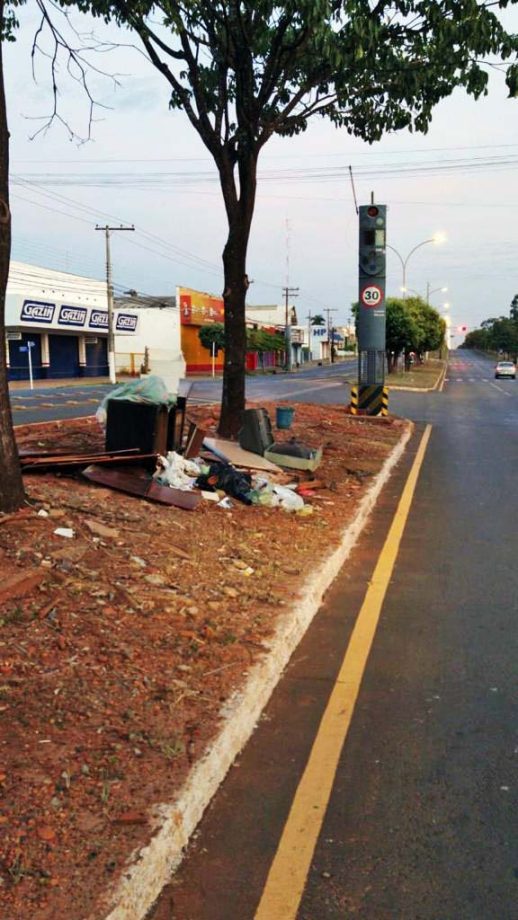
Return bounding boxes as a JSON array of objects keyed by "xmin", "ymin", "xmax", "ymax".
[
  {"xmin": 264, "ymin": 441, "xmax": 323, "ymax": 472},
  {"xmin": 104, "ymin": 396, "xmax": 188, "ymax": 456},
  {"xmin": 237, "ymin": 407, "xmax": 322, "ymax": 472},
  {"xmin": 238, "ymin": 408, "xmax": 274, "ymax": 456}
]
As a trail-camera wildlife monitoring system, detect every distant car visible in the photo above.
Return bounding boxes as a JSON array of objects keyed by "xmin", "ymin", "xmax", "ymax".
[{"xmin": 495, "ymin": 360, "xmax": 516, "ymax": 379}]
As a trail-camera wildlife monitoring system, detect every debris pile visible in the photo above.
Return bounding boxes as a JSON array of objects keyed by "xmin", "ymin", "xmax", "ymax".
[{"xmin": 20, "ymin": 386, "xmax": 319, "ymax": 514}]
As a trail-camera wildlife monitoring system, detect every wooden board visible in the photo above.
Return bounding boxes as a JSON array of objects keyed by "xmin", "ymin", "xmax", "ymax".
[
  {"xmin": 203, "ymin": 438, "xmax": 283, "ymax": 473},
  {"xmin": 82, "ymin": 465, "xmax": 201, "ymax": 510}
]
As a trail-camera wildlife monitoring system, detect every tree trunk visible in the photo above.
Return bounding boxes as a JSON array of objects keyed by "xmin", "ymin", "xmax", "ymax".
[
  {"xmin": 218, "ymin": 154, "xmax": 256, "ymax": 439},
  {"xmin": 0, "ymin": 16, "xmax": 25, "ymax": 513}
]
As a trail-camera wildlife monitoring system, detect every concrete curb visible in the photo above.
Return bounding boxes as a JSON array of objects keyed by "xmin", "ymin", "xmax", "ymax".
[
  {"xmin": 14, "ymin": 415, "xmax": 97, "ymax": 430},
  {"xmin": 95, "ymin": 422, "xmax": 413, "ymax": 920},
  {"xmin": 387, "ymin": 362, "xmax": 447, "ymax": 393}
]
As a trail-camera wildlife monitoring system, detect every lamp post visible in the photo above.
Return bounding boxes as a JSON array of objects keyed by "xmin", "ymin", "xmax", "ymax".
[
  {"xmin": 437, "ymin": 302, "xmax": 451, "ymax": 351},
  {"xmin": 387, "ymin": 233, "xmax": 446, "ymax": 297},
  {"xmin": 426, "ymin": 283, "xmax": 448, "ymax": 305}
]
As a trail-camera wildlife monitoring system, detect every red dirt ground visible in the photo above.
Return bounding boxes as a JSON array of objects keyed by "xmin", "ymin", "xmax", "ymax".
[{"xmin": 0, "ymin": 404, "xmax": 409, "ymax": 918}]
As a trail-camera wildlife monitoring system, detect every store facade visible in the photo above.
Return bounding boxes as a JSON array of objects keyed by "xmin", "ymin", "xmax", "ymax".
[{"xmin": 6, "ymin": 262, "xmax": 138, "ymax": 383}]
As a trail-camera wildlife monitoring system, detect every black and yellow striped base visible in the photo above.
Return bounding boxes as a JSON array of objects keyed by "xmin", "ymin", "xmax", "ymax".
[{"xmin": 350, "ymin": 384, "xmax": 389, "ymax": 416}]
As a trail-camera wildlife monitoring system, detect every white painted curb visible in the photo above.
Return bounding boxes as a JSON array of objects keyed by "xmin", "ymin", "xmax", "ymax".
[{"xmin": 97, "ymin": 423, "xmax": 413, "ymax": 920}]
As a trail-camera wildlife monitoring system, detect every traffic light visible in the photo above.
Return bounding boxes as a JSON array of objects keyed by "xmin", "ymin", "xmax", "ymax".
[
  {"xmin": 457, "ymin": 325, "xmax": 467, "ymax": 333},
  {"xmin": 359, "ymin": 205, "xmax": 386, "ymax": 279}
]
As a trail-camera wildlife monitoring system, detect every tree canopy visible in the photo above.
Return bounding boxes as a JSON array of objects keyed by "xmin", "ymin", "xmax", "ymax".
[
  {"xmin": 353, "ymin": 295, "xmax": 445, "ymax": 370},
  {"xmin": 198, "ymin": 323, "xmax": 226, "ymax": 354},
  {"xmin": 465, "ymin": 315, "xmax": 518, "ymax": 357},
  {"xmin": 61, "ymin": 0, "xmax": 518, "ymax": 147}
]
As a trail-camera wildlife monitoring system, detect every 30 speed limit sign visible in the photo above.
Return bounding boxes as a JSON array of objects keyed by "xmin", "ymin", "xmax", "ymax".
[{"xmin": 360, "ymin": 284, "xmax": 383, "ymax": 307}]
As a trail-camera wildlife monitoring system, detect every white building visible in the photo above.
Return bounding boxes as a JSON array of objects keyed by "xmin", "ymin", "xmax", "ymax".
[
  {"xmin": 310, "ymin": 323, "xmax": 328, "ymax": 361},
  {"xmin": 246, "ymin": 303, "xmax": 298, "ymax": 327},
  {"xmin": 5, "ymin": 262, "xmax": 185, "ymax": 391}
]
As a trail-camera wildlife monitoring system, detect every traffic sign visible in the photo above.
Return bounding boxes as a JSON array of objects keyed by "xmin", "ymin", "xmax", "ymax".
[{"xmin": 360, "ymin": 284, "xmax": 383, "ymax": 308}]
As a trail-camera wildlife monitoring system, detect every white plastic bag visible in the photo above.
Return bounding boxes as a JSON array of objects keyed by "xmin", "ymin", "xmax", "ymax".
[
  {"xmin": 154, "ymin": 452, "xmax": 202, "ymax": 490},
  {"xmin": 273, "ymin": 485, "xmax": 305, "ymax": 512}
]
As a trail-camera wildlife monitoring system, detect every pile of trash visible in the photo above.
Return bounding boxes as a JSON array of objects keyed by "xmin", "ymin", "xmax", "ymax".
[
  {"xmin": 21, "ymin": 378, "xmax": 321, "ymax": 515},
  {"xmin": 154, "ymin": 451, "xmax": 311, "ymax": 513}
]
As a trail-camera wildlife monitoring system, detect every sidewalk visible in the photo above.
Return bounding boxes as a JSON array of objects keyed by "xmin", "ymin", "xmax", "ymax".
[{"xmin": 8, "ymin": 376, "xmax": 111, "ymax": 391}]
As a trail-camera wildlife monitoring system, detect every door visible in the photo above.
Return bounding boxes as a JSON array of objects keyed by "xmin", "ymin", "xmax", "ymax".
[
  {"xmin": 85, "ymin": 337, "xmax": 108, "ymax": 377},
  {"xmin": 48, "ymin": 334, "xmax": 79, "ymax": 379}
]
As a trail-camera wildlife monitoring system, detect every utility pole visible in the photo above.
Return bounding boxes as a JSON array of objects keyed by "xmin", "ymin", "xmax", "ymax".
[
  {"xmin": 306, "ymin": 311, "xmax": 313, "ymax": 363},
  {"xmin": 324, "ymin": 307, "xmax": 338, "ymax": 364},
  {"xmin": 282, "ymin": 285, "xmax": 299, "ymax": 372},
  {"xmin": 96, "ymin": 224, "xmax": 135, "ymax": 384}
]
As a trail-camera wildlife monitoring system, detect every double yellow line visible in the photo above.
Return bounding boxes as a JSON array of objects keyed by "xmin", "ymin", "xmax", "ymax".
[{"xmin": 255, "ymin": 425, "xmax": 432, "ymax": 920}]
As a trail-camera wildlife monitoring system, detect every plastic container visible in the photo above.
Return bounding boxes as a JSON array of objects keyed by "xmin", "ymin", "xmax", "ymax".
[{"xmin": 276, "ymin": 406, "xmax": 295, "ymax": 429}]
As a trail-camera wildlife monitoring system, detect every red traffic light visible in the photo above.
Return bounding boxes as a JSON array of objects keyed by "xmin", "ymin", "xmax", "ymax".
[{"xmin": 367, "ymin": 206, "xmax": 379, "ymax": 217}]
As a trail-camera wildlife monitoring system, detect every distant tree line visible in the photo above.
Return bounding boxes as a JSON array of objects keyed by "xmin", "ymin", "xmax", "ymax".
[
  {"xmin": 463, "ymin": 297, "xmax": 518, "ymax": 358},
  {"xmin": 353, "ymin": 296, "xmax": 445, "ymax": 372},
  {"xmin": 199, "ymin": 323, "xmax": 285, "ymax": 370}
]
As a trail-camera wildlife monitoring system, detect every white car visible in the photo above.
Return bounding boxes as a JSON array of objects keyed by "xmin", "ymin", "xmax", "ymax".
[{"xmin": 495, "ymin": 360, "xmax": 516, "ymax": 379}]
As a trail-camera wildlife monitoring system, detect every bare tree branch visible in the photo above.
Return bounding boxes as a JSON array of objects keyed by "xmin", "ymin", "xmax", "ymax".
[{"xmin": 28, "ymin": 0, "xmax": 121, "ymax": 143}]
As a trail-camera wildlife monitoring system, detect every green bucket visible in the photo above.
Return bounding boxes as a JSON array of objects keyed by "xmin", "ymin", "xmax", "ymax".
[{"xmin": 276, "ymin": 406, "xmax": 295, "ymax": 429}]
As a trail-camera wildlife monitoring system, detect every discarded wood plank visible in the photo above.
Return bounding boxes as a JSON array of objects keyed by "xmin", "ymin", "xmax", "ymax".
[
  {"xmin": 82, "ymin": 466, "xmax": 200, "ymax": 510},
  {"xmin": 183, "ymin": 422, "xmax": 207, "ymax": 460},
  {"xmin": 21, "ymin": 451, "xmax": 158, "ymax": 473},
  {"xmin": 203, "ymin": 437, "xmax": 283, "ymax": 472}
]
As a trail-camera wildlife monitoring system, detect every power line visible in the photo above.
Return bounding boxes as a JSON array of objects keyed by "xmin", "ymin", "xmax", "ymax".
[
  {"xmin": 11, "ymin": 141, "xmax": 518, "ymax": 165},
  {"xmin": 12, "ymin": 175, "xmax": 225, "ymax": 275},
  {"xmin": 14, "ymin": 151, "xmax": 518, "ymax": 189}
]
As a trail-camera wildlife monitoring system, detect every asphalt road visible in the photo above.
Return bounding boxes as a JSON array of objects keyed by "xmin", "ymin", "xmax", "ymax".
[
  {"xmin": 148, "ymin": 350, "xmax": 518, "ymax": 920},
  {"xmin": 8, "ymin": 359, "xmax": 356, "ymax": 426}
]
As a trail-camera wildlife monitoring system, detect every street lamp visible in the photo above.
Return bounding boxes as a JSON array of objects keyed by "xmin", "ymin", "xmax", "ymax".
[
  {"xmin": 426, "ymin": 283, "xmax": 448, "ymax": 304},
  {"xmin": 387, "ymin": 233, "xmax": 446, "ymax": 296},
  {"xmin": 441, "ymin": 307, "xmax": 452, "ymax": 350}
]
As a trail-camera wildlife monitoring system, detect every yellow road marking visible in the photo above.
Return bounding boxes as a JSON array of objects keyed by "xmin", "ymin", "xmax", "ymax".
[{"xmin": 255, "ymin": 424, "xmax": 432, "ymax": 920}]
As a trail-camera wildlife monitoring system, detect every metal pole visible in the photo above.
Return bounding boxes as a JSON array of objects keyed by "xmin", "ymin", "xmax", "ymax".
[
  {"xmin": 282, "ymin": 285, "xmax": 299, "ymax": 372},
  {"xmin": 324, "ymin": 307, "xmax": 337, "ymax": 364},
  {"xmin": 96, "ymin": 224, "xmax": 135, "ymax": 385},
  {"xmin": 307, "ymin": 312, "xmax": 312, "ymax": 363},
  {"xmin": 105, "ymin": 227, "xmax": 116, "ymax": 384},
  {"xmin": 28, "ymin": 343, "xmax": 33, "ymax": 391},
  {"xmin": 285, "ymin": 285, "xmax": 289, "ymax": 372}
]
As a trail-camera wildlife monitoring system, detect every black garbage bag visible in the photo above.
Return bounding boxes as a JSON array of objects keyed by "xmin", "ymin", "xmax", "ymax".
[{"xmin": 196, "ymin": 461, "xmax": 253, "ymax": 505}]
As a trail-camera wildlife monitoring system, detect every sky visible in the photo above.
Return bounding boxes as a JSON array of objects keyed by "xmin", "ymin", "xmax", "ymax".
[{"xmin": 5, "ymin": 3, "xmax": 518, "ymax": 344}]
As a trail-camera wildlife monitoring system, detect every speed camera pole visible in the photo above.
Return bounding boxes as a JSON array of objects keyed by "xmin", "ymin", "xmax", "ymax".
[
  {"xmin": 96, "ymin": 224, "xmax": 134, "ymax": 384},
  {"xmin": 353, "ymin": 195, "xmax": 388, "ymax": 415}
]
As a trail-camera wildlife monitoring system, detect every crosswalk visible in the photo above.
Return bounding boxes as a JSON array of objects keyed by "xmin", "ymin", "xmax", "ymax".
[{"xmin": 445, "ymin": 377, "xmax": 516, "ymax": 387}]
